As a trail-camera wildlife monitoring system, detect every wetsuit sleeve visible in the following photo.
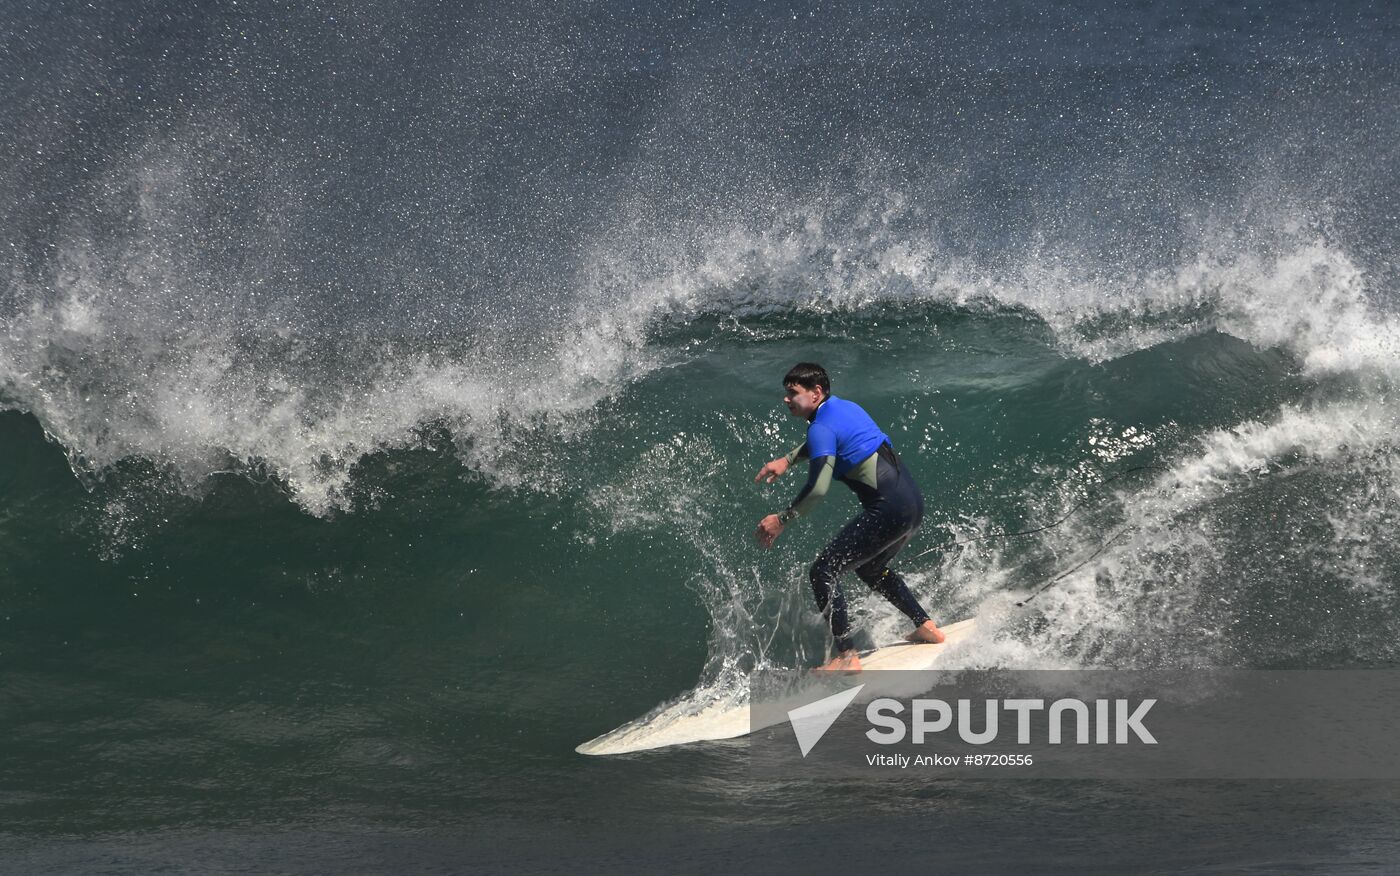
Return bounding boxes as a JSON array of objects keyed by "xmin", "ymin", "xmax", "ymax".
[
  {"xmin": 783, "ymin": 443, "xmax": 809, "ymax": 467},
  {"xmin": 778, "ymin": 455, "xmax": 835, "ymax": 524}
]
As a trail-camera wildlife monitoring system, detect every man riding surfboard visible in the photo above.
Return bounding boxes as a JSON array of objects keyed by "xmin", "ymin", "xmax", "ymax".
[{"xmin": 754, "ymin": 362, "xmax": 945, "ymax": 671}]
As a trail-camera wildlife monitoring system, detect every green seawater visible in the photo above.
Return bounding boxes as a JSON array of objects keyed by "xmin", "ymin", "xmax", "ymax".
[{"xmin": 6, "ymin": 304, "xmax": 1399, "ymax": 868}]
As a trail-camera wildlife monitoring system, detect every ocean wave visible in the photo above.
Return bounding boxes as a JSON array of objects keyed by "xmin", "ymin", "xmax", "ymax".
[{"xmin": 3, "ymin": 181, "xmax": 1395, "ymax": 521}]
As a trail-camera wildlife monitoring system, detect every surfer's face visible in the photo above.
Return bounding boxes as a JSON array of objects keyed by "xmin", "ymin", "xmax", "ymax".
[{"xmin": 783, "ymin": 383, "xmax": 824, "ymax": 419}]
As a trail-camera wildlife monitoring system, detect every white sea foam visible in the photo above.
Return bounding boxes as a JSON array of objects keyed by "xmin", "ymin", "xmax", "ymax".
[
  {"xmin": 974, "ymin": 397, "xmax": 1400, "ymax": 668},
  {"xmin": 575, "ymin": 192, "xmax": 1400, "ymax": 373}
]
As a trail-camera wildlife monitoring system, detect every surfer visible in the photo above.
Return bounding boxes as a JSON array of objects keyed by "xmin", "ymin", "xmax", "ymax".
[{"xmin": 754, "ymin": 362, "xmax": 945, "ymax": 671}]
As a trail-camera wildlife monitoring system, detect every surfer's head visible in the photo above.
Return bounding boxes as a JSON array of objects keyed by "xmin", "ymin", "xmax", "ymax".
[{"xmin": 783, "ymin": 362, "xmax": 829, "ymax": 419}]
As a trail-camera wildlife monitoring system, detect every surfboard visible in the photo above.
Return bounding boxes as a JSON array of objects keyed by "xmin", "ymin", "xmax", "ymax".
[{"xmin": 576, "ymin": 617, "xmax": 978, "ymax": 756}]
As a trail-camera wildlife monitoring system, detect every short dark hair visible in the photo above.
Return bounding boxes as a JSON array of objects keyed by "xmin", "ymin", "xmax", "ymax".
[{"xmin": 784, "ymin": 362, "xmax": 830, "ymax": 396}]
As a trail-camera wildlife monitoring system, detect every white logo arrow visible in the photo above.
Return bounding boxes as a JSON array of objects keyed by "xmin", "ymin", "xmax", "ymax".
[{"xmin": 787, "ymin": 683, "xmax": 865, "ymax": 757}]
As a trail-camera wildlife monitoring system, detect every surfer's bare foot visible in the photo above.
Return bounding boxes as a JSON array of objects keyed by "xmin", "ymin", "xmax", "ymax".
[
  {"xmin": 817, "ymin": 651, "xmax": 862, "ymax": 672},
  {"xmin": 904, "ymin": 620, "xmax": 946, "ymax": 644}
]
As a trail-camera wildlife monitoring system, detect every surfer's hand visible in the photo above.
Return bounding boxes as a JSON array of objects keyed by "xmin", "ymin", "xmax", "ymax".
[
  {"xmin": 755, "ymin": 514, "xmax": 784, "ymax": 548},
  {"xmin": 755, "ymin": 457, "xmax": 789, "ymax": 484}
]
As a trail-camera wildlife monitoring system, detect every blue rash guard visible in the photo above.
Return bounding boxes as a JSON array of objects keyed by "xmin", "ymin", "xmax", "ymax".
[
  {"xmin": 805, "ymin": 396, "xmax": 889, "ymax": 479},
  {"xmin": 778, "ymin": 396, "xmax": 893, "ymax": 522},
  {"xmin": 772, "ymin": 394, "xmax": 931, "ymax": 654}
]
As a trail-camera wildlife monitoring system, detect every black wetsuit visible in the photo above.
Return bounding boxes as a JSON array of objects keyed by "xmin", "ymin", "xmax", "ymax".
[{"xmin": 777, "ymin": 396, "xmax": 931, "ymax": 653}]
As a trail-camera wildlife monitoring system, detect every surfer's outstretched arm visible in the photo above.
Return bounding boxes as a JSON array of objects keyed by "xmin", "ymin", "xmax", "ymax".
[
  {"xmin": 755, "ymin": 443, "xmax": 810, "ymax": 484},
  {"xmin": 783, "ymin": 442, "xmax": 810, "ymax": 466},
  {"xmin": 755, "ymin": 455, "xmax": 834, "ymax": 547},
  {"xmin": 779, "ymin": 455, "xmax": 835, "ymax": 523}
]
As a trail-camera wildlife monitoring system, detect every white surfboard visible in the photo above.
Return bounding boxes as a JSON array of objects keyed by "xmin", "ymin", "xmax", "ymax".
[{"xmin": 576, "ymin": 617, "xmax": 978, "ymax": 756}]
